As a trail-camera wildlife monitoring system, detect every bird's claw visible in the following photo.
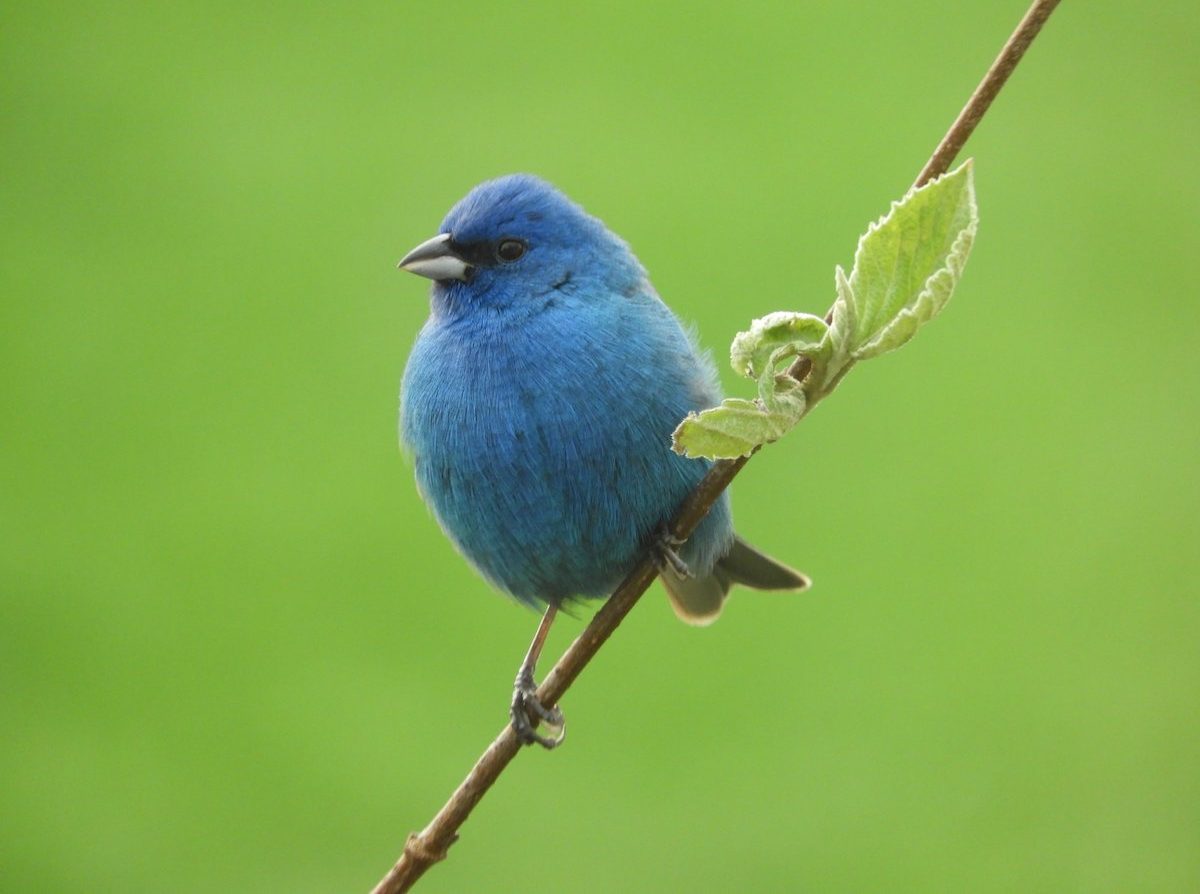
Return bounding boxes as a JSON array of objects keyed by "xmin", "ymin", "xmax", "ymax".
[
  {"xmin": 654, "ymin": 525, "xmax": 693, "ymax": 578},
  {"xmin": 510, "ymin": 669, "xmax": 565, "ymax": 749}
]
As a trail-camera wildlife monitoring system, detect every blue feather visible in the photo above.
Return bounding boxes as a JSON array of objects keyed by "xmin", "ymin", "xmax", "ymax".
[{"xmin": 399, "ymin": 174, "xmax": 805, "ymax": 621}]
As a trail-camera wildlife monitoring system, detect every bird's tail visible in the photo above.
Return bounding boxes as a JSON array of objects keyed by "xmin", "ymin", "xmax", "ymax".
[{"xmin": 660, "ymin": 536, "xmax": 810, "ymax": 626}]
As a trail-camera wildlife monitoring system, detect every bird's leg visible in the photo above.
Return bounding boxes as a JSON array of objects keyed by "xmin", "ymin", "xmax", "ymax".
[
  {"xmin": 510, "ymin": 604, "xmax": 566, "ymax": 749},
  {"xmin": 654, "ymin": 525, "xmax": 693, "ymax": 579}
]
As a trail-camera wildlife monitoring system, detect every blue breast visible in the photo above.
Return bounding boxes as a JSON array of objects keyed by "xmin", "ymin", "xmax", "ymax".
[{"xmin": 401, "ymin": 284, "xmax": 732, "ymax": 607}]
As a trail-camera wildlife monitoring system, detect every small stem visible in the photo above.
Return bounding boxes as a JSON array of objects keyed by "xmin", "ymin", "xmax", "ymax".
[
  {"xmin": 370, "ymin": 2, "xmax": 1063, "ymax": 890},
  {"xmin": 914, "ymin": 0, "xmax": 1062, "ymax": 189}
]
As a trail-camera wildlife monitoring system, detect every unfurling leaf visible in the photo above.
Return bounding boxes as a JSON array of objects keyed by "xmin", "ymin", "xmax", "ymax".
[
  {"xmin": 730, "ymin": 311, "xmax": 830, "ymax": 382},
  {"xmin": 674, "ymin": 313, "xmax": 825, "ymax": 459},
  {"xmin": 672, "ymin": 161, "xmax": 978, "ymax": 460}
]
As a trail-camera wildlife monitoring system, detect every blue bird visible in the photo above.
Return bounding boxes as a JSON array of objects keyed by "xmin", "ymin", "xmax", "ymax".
[{"xmin": 398, "ymin": 174, "xmax": 808, "ymax": 746}]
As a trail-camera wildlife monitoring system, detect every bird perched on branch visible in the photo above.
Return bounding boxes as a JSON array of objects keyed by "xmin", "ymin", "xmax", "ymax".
[{"xmin": 397, "ymin": 175, "xmax": 808, "ymax": 747}]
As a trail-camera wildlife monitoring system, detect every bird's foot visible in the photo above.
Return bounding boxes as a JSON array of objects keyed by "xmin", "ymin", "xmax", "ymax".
[
  {"xmin": 510, "ymin": 667, "xmax": 565, "ymax": 749},
  {"xmin": 654, "ymin": 526, "xmax": 693, "ymax": 578}
]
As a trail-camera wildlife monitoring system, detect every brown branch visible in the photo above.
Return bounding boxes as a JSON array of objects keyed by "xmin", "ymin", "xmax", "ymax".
[
  {"xmin": 370, "ymin": 2, "xmax": 1061, "ymax": 890},
  {"xmin": 914, "ymin": 0, "xmax": 1062, "ymax": 189}
]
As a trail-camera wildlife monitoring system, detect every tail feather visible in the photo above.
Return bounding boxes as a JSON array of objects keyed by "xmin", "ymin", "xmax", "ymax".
[
  {"xmin": 661, "ymin": 536, "xmax": 810, "ymax": 626},
  {"xmin": 661, "ymin": 569, "xmax": 727, "ymax": 627},
  {"xmin": 719, "ymin": 537, "xmax": 811, "ymax": 591}
]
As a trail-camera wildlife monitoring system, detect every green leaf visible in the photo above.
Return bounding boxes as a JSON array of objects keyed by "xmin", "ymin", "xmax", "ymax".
[
  {"xmin": 669, "ymin": 160, "xmax": 978, "ymax": 461},
  {"xmin": 672, "ymin": 398, "xmax": 800, "ymax": 460},
  {"xmin": 730, "ymin": 311, "xmax": 830, "ymax": 381},
  {"xmin": 813, "ymin": 264, "xmax": 858, "ymax": 392},
  {"xmin": 730, "ymin": 310, "xmax": 830, "ymax": 407},
  {"xmin": 842, "ymin": 160, "xmax": 978, "ymax": 360},
  {"xmin": 673, "ymin": 312, "xmax": 826, "ymax": 459}
]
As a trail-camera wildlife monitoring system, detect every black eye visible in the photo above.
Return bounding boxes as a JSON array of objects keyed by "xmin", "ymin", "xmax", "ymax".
[{"xmin": 496, "ymin": 239, "xmax": 526, "ymax": 263}]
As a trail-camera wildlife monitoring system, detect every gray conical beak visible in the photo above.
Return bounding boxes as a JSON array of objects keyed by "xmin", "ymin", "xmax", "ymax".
[{"xmin": 397, "ymin": 233, "xmax": 470, "ymax": 282}]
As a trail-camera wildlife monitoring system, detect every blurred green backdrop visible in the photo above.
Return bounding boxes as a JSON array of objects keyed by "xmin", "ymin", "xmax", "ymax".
[{"xmin": 3, "ymin": 1, "xmax": 1198, "ymax": 891}]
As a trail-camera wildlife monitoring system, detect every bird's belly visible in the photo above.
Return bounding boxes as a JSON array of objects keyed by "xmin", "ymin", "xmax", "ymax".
[
  {"xmin": 408, "ymin": 376, "xmax": 663, "ymax": 603},
  {"xmin": 401, "ymin": 310, "xmax": 732, "ymax": 607}
]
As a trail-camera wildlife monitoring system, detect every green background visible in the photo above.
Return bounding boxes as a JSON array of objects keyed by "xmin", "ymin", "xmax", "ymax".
[{"xmin": 4, "ymin": 2, "xmax": 1198, "ymax": 891}]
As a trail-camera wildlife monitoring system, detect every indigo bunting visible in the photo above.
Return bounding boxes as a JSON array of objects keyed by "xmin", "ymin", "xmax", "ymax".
[{"xmin": 398, "ymin": 175, "xmax": 808, "ymax": 746}]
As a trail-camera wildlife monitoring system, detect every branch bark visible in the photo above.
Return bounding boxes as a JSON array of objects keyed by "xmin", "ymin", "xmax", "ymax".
[
  {"xmin": 371, "ymin": 2, "xmax": 1061, "ymax": 890},
  {"xmin": 913, "ymin": 0, "xmax": 1062, "ymax": 191}
]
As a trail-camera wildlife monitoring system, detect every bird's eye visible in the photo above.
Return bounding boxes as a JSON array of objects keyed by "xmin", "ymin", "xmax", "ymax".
[{"xmin": 496, "ymin": 239, "xmax": 526, "ymax": 263}]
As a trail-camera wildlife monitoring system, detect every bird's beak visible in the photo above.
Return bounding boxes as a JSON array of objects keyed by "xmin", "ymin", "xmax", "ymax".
[{"xmin": 397, "ymin": 233, "xmax": 470, "ymax": 282}]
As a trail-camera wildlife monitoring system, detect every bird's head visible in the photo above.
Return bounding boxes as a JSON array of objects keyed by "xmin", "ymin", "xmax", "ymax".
[{"xmin": 398, "ymin": 174, "xmax": 644, "ymax": 314}]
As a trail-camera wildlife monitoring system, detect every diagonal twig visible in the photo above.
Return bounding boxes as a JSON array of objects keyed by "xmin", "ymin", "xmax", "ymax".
[
  {"xmin": 370, "ymin": 2, "xmax": 1061, "ymax": 890},
  {"xmin": 914, "ymin": 0, "xmax": 1062, "ymax": 191}
]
